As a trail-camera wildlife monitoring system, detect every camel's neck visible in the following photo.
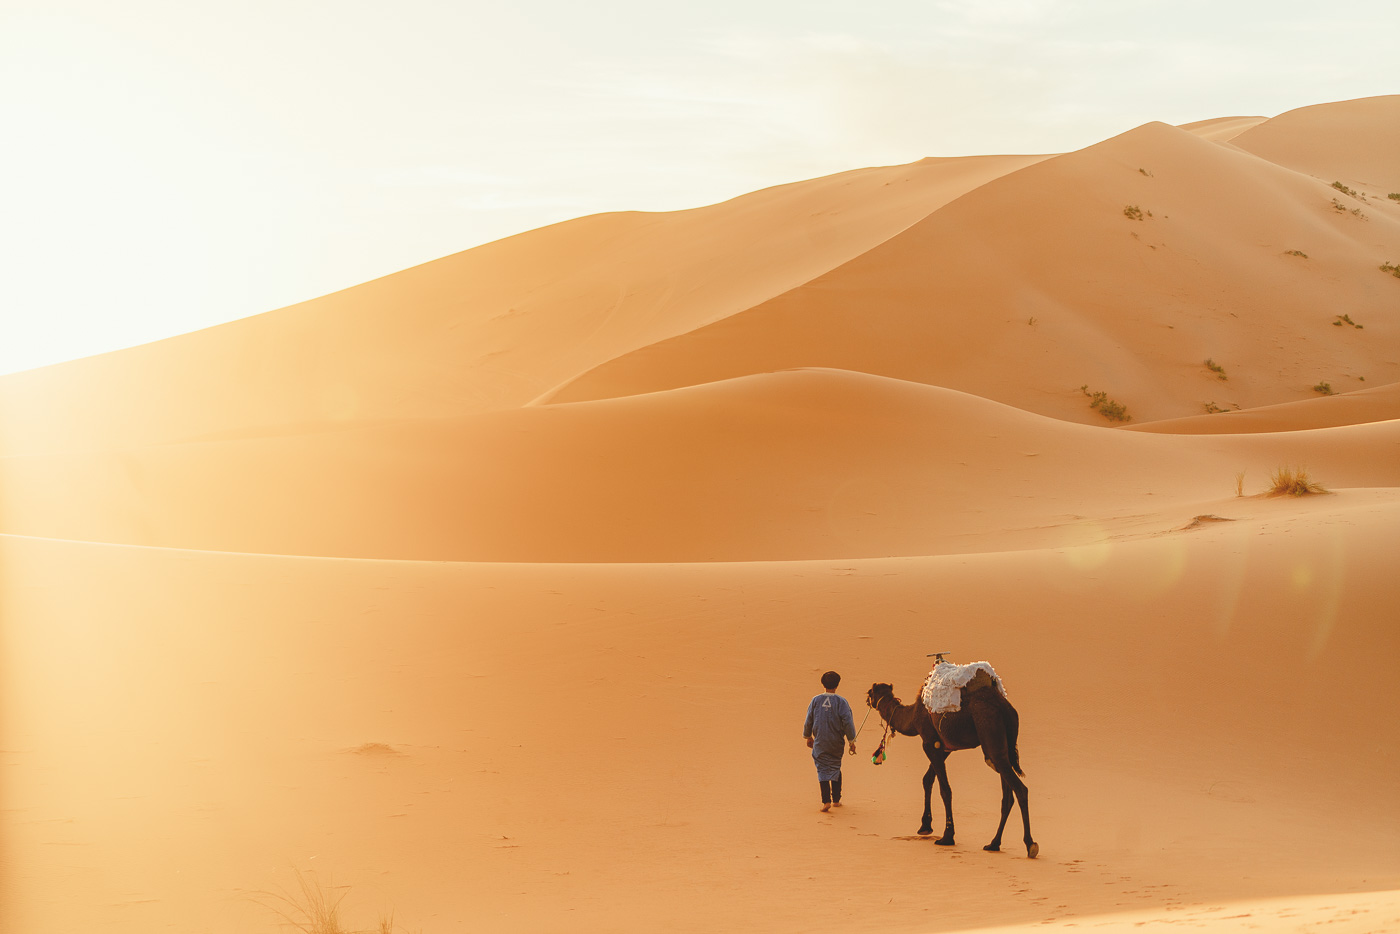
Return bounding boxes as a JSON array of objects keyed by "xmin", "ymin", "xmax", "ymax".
[{"xmin": 876, "ymin": 696, "xmax": 925, "ymax": 736}]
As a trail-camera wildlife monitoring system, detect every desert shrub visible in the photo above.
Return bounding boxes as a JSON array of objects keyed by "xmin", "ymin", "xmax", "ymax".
[
  {"xmin": 1204, "ymin": 358, "xmax": 1227, "ymax": 380},
  {"xmin": 1205, "ymin": 401, "xmax": 1227, "ymax": 414},
  {"xmin": 1123, "ymin": 205, "xmax": 1145, "ymax": 221},
  {"xmin": 1312, "ymin": 381, "xmax": 1333, "ymax": 395},
  {"xmin": 1139, "ymin": 168, "xmax": 1153, "ymax": 177},
  {"xmin": 1334, "ymin": 314, "xmax": 1363, "ymax": 329},
  {"xmin": 1389, "ymin": 193, "xmax": 1400, "ymax": 201},
  {"xmin": 1080, "ymin": 385, "xmax": 1131, "ymax": 422},
  {"xmin": 1285, "ymin": 249, "xmax": 1308, "ymax": 258},
  {"xmin": 1381, "ymin": 262, "xmax": 1400, "ymax": 278},
  {"xmin": 1268, "ymin": 466, "xmax": 1328, "ymax": 496},
  {"xmin": 1331, "ymin": 181, "xmax": 1360, "ymax": 198}
]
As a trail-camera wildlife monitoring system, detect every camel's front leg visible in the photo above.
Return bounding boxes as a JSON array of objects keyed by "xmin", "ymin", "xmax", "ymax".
[
  {"xmin": 918, "ymin": 740, "xmax": 952, "ymax": 841},
  {"xmin": 934, "ymin": 760, "xmax": 955, "ymax": 846}
]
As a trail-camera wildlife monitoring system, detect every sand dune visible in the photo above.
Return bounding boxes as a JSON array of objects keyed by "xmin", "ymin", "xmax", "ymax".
[
  {"xmin": 546, "ymin": 113, "xmax": 1400, "ymax": 421},
  {"xmin": 3, "ymin": 96, "xmax": 1398, "ymax": 934},
  {"xmin": 5, "ymin": 516, "xmax": 1398, "ymax": 933},
  {"xmin": 1232, "ymin": 95, "xmax": 1400, "ymax": 191},
  {"xmin": 969, "ymin": 892, "xmax": 1400, "ymax": 934},
  {"xmin": 1132, "ymin": 379, "xmax": 1400, "ymax": 434},
  {"xmin": 1176, "ymin": 115, "xmax": 1267, "ymax": 142},
  {"xmin": 0, "ymin": 153, "xmax": 1044, "ymax": 457},
  {"xmin": 5, "ymin": 368, "xmax": 1399, "ymax": 561}
]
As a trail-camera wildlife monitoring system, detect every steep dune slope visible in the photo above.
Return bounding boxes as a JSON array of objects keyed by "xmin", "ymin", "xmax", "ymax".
[
  {"xmin": 0, "ymin": 154, "xmax": 1044, "ymax": 457},
  {"xmin": 6, "ymin": 369, "xmax": 1397, "ymax": 561},
  {"xmin": 1232, "ymin": 95, "xmax": 1400, "ymax": 191},
  {"xmin": 547, "ymin": 116, "xmax": 1400, "ymax": 422}
]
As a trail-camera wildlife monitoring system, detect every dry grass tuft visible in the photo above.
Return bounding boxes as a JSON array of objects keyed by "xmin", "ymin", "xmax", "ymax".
[
  {"xmin": 254, "ymin": 870, "xmax": 403, "ymax": 934},
  {"xmin": 1234, "ymin": 471, "xmax": 1245, "ymax": 497},
  {"xmin": 1268, "ymin": 466, "xmax": 1329, "ymax": 497}
]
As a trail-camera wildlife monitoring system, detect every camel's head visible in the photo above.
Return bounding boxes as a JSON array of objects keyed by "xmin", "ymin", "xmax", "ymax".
[{"xmin": 866, "ymin": 683, "xmax": 896, "ymax": 709}]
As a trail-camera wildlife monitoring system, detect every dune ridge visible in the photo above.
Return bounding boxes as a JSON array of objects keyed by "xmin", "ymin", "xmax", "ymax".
[
  {"xmin": 1131, "ymin": 379, "xmax": 1400, "ymax": 433},
  {"xmin": 5, "ymin": 367, "xmax": 1400, "ymax": 562},
  {"xmin": 1176, "ymin": 114, "xmax": 1268, "ymax": 142}
]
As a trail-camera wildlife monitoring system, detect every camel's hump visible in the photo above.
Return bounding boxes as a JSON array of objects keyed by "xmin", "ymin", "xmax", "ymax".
[
  {"xmin": 962, "ymin": 668, "xmax": 998, "ymax": 693},
  {"xmin": 920, "ymin": 660, "xmax": 1008, "ymax": 714}
]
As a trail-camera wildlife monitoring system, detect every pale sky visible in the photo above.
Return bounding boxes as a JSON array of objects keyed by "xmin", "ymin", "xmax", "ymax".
[{"xmin": 2, "ymin": 0, "xmax": 1396, "ymax": 375}]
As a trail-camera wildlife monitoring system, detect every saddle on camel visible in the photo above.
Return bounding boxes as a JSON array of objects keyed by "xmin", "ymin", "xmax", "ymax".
[{"xmin": 867, "ymin": 656, "xmax": 1038, "ymax": 859}]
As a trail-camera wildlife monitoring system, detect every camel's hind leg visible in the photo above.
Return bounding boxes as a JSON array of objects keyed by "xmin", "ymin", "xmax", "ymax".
[
  {"xmin": 985, "ymin": 771, "xmax": 1014, "ymax": 852},
  {"xmin": 1013, "ymin": 775, "xmax": 1036, "ymax": 859},
  {"xmin": 984, "ymin": 770, "xmax": 1035, "ymax": 858},
  {"xmin": 972, "ymin": 700, "xmax": 1037, "ymax": 858}
]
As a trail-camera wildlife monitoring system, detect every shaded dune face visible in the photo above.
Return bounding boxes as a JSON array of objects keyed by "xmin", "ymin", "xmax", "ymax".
[{"xmin": 3, "ymin": 97, "xmax": 1400, "ymax": 934}]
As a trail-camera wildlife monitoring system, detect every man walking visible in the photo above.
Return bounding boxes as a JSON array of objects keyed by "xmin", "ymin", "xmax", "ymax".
[{"xmin": 803, "ymin": 670, "xmax": 858, "ymax": 811}]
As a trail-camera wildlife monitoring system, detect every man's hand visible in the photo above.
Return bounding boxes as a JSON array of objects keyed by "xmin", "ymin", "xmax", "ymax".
[
  {"xmin": 805, "ymin": 736, "xmax": 814, "ymax": 749},
  {"xmin": 848, "ymin": 742, "xmax": 857, "ymax": 755}
]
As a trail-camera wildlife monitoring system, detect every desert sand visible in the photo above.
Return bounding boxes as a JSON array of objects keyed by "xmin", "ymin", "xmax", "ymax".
[{"xmin": 3, "ymin": 96, "xmax": 1398, "ymax": 934}]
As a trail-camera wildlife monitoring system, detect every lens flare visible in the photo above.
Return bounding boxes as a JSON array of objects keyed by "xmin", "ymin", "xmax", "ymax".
[
  {"xmin": 1306, "ymin": 524, "xmax": 1347, "ymax": 658},
  {"xmin": 1060, "ymin": 520, "xmax": 1112, "ymax": 571}
]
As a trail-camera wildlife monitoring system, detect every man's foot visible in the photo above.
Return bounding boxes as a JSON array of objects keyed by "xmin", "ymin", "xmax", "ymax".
[
  {"xmin": 820, "ymin": 802, "xmax": 831, "ymax": 812},
  {"xmin": 832, "ymin": 800, "xmax": 843, "ymax": 807}
]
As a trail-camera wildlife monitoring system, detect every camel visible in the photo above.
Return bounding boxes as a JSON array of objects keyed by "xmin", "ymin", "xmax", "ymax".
[{"xmin": 867, "ymin": 672, "xmax": 1038, "ymax": 858}]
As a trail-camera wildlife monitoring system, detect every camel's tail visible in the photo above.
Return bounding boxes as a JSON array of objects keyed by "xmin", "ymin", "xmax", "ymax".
[{"xmin": 1005, "ymin": 699, "xmax": 1025, "ymax": 777}]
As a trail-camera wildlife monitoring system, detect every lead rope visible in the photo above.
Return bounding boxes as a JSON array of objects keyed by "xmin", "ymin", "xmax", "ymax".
[
  {"xmin": 871, "ymin": 720, "xmax": 892, "ymax": 766},
  {"xmin": 854, "ymin": 706, "xmax": 873, "ymax": 739}
]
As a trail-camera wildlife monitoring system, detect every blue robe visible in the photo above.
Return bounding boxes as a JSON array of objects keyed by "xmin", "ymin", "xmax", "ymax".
[{"xmin": 803, "ymin": 692, "xmax": 856, "ymax": 781}]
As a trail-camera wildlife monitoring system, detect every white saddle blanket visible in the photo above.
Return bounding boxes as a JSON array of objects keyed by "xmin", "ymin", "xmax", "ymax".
[{"xmin": 920, "ymin": 661, "xmax": 1007, "ymax": 714}]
